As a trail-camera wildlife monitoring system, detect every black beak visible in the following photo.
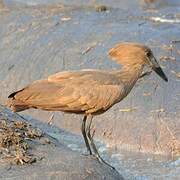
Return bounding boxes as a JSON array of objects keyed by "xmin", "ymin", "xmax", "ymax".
[
  {"xmin": 152, "ymin": 66, "xmax": 168, "ymax": 82},
  {"xmin": 149, "ymin": 55, "xmax": 168, "ymax": 82}
]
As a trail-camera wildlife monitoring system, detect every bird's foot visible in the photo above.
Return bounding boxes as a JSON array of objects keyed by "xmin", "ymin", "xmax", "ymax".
[
  {"xmin": 81, "ymin": 153, "xmax": 115, "ymax": 170},
  {"xmin": 93, "ymin": 154, "xmax": 115, "ymax": 170}
]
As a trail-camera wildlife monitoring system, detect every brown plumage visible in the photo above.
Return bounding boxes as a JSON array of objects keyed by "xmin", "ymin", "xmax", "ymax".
[{"xmin": 7, "ymin": 42, "xmax": 168, "ymax": 168}]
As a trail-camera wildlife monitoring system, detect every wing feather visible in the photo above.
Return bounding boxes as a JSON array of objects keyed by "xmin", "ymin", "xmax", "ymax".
[{"xmin": 9, "ymin": 70, "xmax": 125, "ymax": 113}]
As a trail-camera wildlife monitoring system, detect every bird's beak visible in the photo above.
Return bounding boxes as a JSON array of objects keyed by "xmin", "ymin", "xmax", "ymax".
[{"xmin": 149, "ymin": 55, "xmax": 168, "ymax": 82}]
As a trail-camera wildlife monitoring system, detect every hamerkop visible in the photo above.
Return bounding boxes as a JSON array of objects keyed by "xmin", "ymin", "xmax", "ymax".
[{"xmin": 7, "ymin": 42, "xmax": 168, "ymax": 167}]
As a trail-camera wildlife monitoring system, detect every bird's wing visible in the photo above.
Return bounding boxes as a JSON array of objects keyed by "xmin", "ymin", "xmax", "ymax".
[
  {"xmin": 48, "ymin": 70, "xmax": 125, "ymax": 113},
  {"xmin": 9, "ymin": 80, "xmax": 69, "ymax": 108},
  {"xmin": 9, "ymin": 70, "xmax": 125, "ymax": 113},
  {"xmin": 74, "ymin": 84, "xmax": 125, "ymax": 114}
]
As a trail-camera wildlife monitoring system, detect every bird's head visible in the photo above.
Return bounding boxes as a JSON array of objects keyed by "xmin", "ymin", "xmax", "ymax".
[{"xmin": 109, "ymin": 42, "xmax": 168, "ymax": 82}]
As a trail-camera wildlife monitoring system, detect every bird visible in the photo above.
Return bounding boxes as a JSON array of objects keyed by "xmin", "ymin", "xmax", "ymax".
[{"xmin": 7, "ymin": 42, "xmax": 168, "ymax": 168}]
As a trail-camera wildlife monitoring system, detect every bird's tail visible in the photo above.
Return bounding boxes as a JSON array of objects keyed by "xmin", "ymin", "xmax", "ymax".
[
  {"xmin": 7, "ymin": 98, "xmax": 29, "ymax": 112},
  {"xmin": 7, "ymin": 90, "xmax": 30, "ymax": 112}
]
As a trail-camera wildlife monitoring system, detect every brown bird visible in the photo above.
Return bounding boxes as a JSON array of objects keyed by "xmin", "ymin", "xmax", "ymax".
[{"xmin": 7, "ymin": 42, "xmax": 168, "ymax": 167}]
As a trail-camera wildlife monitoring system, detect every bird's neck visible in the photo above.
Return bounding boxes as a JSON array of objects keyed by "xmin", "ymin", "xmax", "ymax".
[{"xmin": 115, "ymin": 64, "xmax": 144, "ymax": 90}]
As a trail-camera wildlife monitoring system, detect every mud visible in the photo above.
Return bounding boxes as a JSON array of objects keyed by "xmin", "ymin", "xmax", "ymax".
[{"xmin": 0, "ymin": 119, "xmax": 42, "ymax": 165}]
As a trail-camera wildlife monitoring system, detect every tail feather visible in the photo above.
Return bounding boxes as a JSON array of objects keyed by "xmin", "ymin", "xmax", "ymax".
[
  {"xmin": 7, "ymin": 88, "xmax": 30, "ymax": 112},
  {"xmin": 7, "ymin": 96, "xmax": 29, "ymax": 112}
]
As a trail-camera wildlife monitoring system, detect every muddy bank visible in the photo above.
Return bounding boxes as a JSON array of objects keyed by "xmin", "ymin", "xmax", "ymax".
[
  {"xmin": 0, "ymin": 0, "xmax": 179, "ymax": 155},
  {"xmin": 0, "ymin": 105, "xmax": 123, "ymax": 180}
]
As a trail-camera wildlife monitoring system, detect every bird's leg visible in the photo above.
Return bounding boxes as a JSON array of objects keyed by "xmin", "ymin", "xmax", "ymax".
[
  {"xmin": 86, "ymin": 115, "xmax": 101, "ymax": 157},
  {"xmin": 81, "ymin": 115, "xmax": 92, "ymax": 155},
  {"xmin": 86, "ymin": 115, "xmax": 115, "ymax": 170}
]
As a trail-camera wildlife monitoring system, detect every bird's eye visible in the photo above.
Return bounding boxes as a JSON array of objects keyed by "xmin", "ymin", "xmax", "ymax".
[{"xmin": 146, "ymin": 50, "xmax": 151, "ymax": 57}]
